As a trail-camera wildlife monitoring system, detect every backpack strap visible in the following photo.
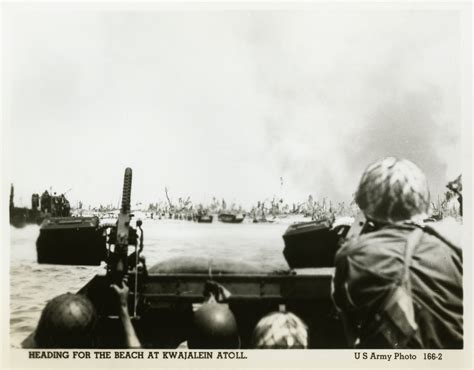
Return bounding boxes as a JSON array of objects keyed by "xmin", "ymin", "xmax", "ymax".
[
  {"xmin": 401, "ymin": 227, "xmax": 424, "ymax": 288},
  {"xmin": 358, "ymin": 227, "xmax": 423, "ymax": 348}
]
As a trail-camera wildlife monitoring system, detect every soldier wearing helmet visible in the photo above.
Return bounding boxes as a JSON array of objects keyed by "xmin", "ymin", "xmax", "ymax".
[
  {"xmin": 252, "ymin": 311, "xmax": 308, "ymax": 349},
  {"xmin": 32, "ymin": 293, "xmax": 98, "ymax": 348},
  {"xmin": 188, "ymin": 299, "xmax": 240, "ymax": 349},
  {"xmin": 333, "ymin": 157, "xmax": 462, "ymax": 349},
  {"xmin": 28, "ymin": 283, "xmax": 141, "ymax": 349}
]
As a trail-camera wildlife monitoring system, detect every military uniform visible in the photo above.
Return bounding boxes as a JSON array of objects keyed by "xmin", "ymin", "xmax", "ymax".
[{"xmin": 333, "ymin": 219, "xmax": 463, "ymax": 349}]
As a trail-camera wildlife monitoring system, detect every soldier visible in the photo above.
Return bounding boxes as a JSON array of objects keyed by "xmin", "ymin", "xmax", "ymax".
[
  {"xmin": 252, "ymin": 311, "xmax": 308, "ymax": 349},
  {"xmin": 31, "ymin": 293, "xmax": 98, "ymax": 348},
  {"xmin": 333, "ymin": 157, "xmax": 462, "ymax": 349},
  {"xmin": 60, "ymin": 194, "xmax": 70, "ymax": 216},
  {"xmin": 188, "ymin": 300, "xmax": 240, "ymax": 349},
  {"xmin": 447, "ymin": 174, "xmax": 462, "ymax": 216},
  {"xmin": 63, "ymin": 198, "xmax": 71, "ymax": 216},
  {"xmin": 52, "ymin": 192, "xmax": 60, "ymax": 216},
  {"xmin": 31, "ymin": 194, "xmax": 40, "ymax": 211},
  {"xmin": 40, "ymin": 190, "xmax": 51, "ymax": 213}
]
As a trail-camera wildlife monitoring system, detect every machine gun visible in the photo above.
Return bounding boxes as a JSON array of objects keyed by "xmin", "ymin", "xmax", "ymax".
[
  {"xmin": 107, "ymin": 168, "xmax": 135, "ymax": 283},
  {"xmin": 104, "ymin": 167, "xmax": 145, "ymax": 317}
]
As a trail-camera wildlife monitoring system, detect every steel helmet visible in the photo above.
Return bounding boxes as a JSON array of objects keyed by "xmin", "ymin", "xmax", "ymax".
[
  {"xmin": 355, "ymin": 157, "xmax": 430, "ymax": 223},
  {"xmin": 252, "ymin": 311, "xmax": 308, "ymax": 349},
  {"xmin": 188, "ymin": 301, "xmax": 240, "ymax": 349},
  {"xmin": 34, "ymin": 293, "xmax": 97, "ymax": 348}
]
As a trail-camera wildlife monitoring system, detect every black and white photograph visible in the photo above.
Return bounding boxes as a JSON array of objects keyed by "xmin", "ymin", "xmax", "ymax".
[{"xmin": 1, "ymin": 0, "xmax": 471, "ymax": 367}]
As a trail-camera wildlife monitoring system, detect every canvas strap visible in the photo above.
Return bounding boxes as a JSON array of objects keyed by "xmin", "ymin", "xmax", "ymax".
[{"xmin": 401, "ymin": 227, "xmax": 424, "ymax": 290}]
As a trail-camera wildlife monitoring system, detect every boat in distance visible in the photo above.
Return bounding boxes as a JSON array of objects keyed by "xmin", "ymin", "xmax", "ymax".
[
  {"xmin": 9, "ymin": 185, "xmax": 71, "ymax": 228},
  {"xmin": 197, "ymin": 214, "xmax": 213, "ymax": 223},
  {"xmin": 218, "ymin": 213, "xmax": 245, "ymax": 223}
]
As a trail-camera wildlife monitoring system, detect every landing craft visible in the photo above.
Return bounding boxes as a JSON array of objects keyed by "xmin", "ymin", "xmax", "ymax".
[
  {"xmin": 197, "ymin": 214, "xmax": 213, "ymax": 223},
  {"xmin": 9, "ymin": 185, "xmax": 71, "ymax": 228},
  {"xmin": 218, "ymin": 213, "xmax": 245, "ymax": 223},
  {"xmin": 23, "ymin": 168, "xmax": 355, "ymax": 348}
]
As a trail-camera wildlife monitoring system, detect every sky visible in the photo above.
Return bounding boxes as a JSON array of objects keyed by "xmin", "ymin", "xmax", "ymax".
[{"xmin": 2, "ymin": 3, "xmax": 464, "ymax": 209}]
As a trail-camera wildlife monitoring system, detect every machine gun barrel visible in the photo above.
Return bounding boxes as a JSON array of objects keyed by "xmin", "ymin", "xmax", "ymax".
[
  {"xmin": 117, "ymin": 168, "xmax": 132, "ymax": 246},
  {"xmin": 121, "ymin": 168, "xmax": 132, "ymax": 213},
  {"xmin": 110, "ymin": 168, "xmax": 133, "ymax": 284}
]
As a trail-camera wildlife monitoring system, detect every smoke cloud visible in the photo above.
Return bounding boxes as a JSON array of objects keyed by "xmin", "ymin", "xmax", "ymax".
[
  {"xmin": 247, "ymin": 11, "xmax": 461, "ymax": 203},
  {"xmin": 4, "ymin": 6, "xmax": 462, "ymax": 207}
]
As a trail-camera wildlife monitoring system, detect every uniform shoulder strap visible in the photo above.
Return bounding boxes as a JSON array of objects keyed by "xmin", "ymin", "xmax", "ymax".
[{"xmin": 401, "ymin": 227, "xmax": 424, "ymax": 287}]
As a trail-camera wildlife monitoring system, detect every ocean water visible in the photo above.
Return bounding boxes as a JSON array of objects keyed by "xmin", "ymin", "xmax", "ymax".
[{"xmin": 9, "ymin": 218, "xmax": 297, "ymax": 348}]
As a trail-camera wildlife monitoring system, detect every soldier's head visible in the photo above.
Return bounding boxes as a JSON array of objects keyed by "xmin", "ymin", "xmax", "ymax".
[
  {"xmin": 34, "ymin": 293, "xmax": 98, "ymax": 348},
  {"xmin": 188, "ymin": 301, "xmax": 240, "ymax": 349},
  {"xmin": 447, "ymin": 174, "xmax": 462, "ymax": 195},
  {"xmin": 355, "ymin": 157, "xmax": 430, "ymax": 223},
  {"xmin": 252, "ymin": 311, "xmax": 308, "ymax": 349}
]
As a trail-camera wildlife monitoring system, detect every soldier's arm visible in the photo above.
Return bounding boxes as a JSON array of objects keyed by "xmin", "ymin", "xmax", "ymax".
[{"xmin": 110, "ymin": 282, "xmax": 141, "ymax": 349}]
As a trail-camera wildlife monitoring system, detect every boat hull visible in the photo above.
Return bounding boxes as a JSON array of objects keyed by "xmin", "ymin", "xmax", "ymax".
[
  {"xmin": 197, "ymin": 215, "xmax": 213, "ymax": 223},
  {"xmin": 10, "ymin": 207, "xmax": 45, "ymax": 228},
  {"xmin": 283, "ymin": 220, "xmax": 339, "ymax": 268},
  {"xmin": 22, "ymin": 258, "xmax": 346, "ymax": 349},
  {"xmin": 218, "ymin": 214, "xmax": 244, "ymax": 223},
  {"xmin": 36, "ymin": 217, "xmax": 107, "ymax": 266}
]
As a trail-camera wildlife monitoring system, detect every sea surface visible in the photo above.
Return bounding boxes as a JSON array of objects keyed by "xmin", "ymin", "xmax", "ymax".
[{"xmin": 10, "ymin": 217, "xmax": 300, "ymax": 348}]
